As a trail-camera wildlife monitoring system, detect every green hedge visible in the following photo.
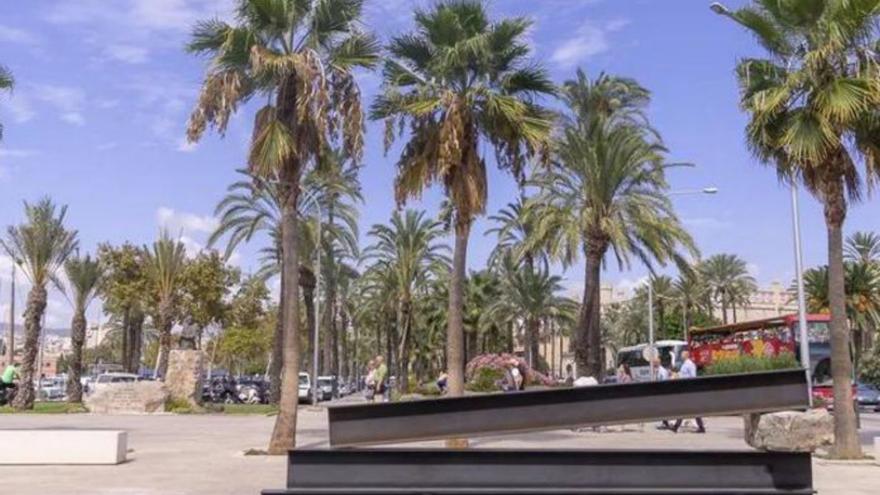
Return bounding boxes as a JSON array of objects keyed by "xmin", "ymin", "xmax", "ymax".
[
  {"xmin": 703, "ymin": 352, "xmax": 799, "ymax": 376},
  {"xmin": 466, "ymin": 367, "xmax": 506, "ymax": 392}
]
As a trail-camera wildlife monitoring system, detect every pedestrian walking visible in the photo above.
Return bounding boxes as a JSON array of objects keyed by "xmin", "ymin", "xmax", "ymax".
[
  {"xmin": 653, "ymin": 358, "xmax": 673, "ymax": 430},
  {"xmin": 364, "ymin": 359, "xmax": 376, "ymax": 402},
  {"xmin": 671, "ymin": 351, "xmax": 705, "ymax": 433},
  {"xmin": 616, "ymin": 363, "xmax": 633, "ymax": 384},
  {"xmin": 373, "ymin": 355, "xmax": 389, "ymax": 402}
]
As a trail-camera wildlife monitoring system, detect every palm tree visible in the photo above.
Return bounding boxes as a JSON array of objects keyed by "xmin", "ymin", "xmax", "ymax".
[
  {"xmin": 486, "ymin": 259, "xmax": 577, "ymax": 368},
  {"xmin": 187, "ymin": 0, "xmax": 378, "ymax": 454},
  {"xmin": 699, "ymin": 254, "xmax": 756, "ymax": 325},
  {"xmin": 0, "ymin": 198, "xmax": 78, "ymax": 409},
  {"xmin": 142, "ymin": 232, "xmax": 187, "ymax": 379},
  {"xmin": 801, "ymin": 263, "xmax": 880, "ymax": 364},
  {"xmin": 363, "ymin": 210, "xmax": 449, "ymax": 391},
  {"xmin": 0, "ymin": 64, "xmax": 13, "ymax": 141},
  {"xmin": 531, "ymin": 71, "xmax": 696, "ymax": 379},
  {"xmin": 672, "ymin": 267, "xmax": 708, "ymax": 335},
  {"xmin": 63, "ymin": 254, "xmax": 102, "ymax": 403},
  {"xmin": 714, "ymin": 0, "xmax": 880, "ymax": 458},
  {"xmin": 372, "ymin": 0, "xmax": 555, "ymax": 405},
  {"xmin": 846, "ymin": 231, "xmax": 880, "ymax": 265}
]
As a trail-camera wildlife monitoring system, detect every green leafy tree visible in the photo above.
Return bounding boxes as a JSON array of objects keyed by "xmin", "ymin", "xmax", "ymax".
[
  {"xmin": 97, "ymin": 243, "xmax": 149, "ymax": 372},
  {"xmin": 714, "ymin": 0, "xmax": 880, "ymax": 458},
  {"xmin": 531, "ymin": 70, "xmax": 696, "ymax": 378},
  {"xmin": 363, "ymin": 209, "xmax": 449, "ymax": 391},
  {"xmin": 187, "ymin": 0, "xmax": 378, "ymax": 453},
  {"xmin": 228, "ymin": 275, "xmax": 270, "ymax": 329},
  {"xmin": 63, "ymin": 254, "xmax": 102, "ymax": 403},
  {"xmin": 0, "ymin": 64, "xmax": 13, "ymax": 141},
  {"xmin": 180, "ymin": 250, "xmax": 240, "ymax": 345},
  {"xmin": 372, "ymin": 0, "xmax": 555, "ymax": 408},
  {"xmin": 0, "ymin": 198, "xmax": 78, "ymax": 409},
  {"xmin": 142, "ymin": 232, "xmax": 187, "ymax": 379}
]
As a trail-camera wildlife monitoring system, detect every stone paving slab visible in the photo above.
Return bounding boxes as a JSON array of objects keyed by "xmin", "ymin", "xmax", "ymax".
[{"xmin": 1, "ymin": 406, "xmax": 877, "ymax": 495}]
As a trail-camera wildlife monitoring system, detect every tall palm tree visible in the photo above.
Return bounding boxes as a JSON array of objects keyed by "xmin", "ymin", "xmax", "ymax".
[
  {"xmin": 363, "ymin": 210, "xmax": 449, "ymax": 391},
  {"xmin": 187, "ymin": 0, "xmax": 378, "ymax": 454},
  {"xmin": 846, "ymin": 231, "xmax": 880, "ymax": 265},
  {"xmin": 801, "ymin": 263, "xmax": 880, "ymax": 364},
  {"xmin": 700, "ymin": 254, "xmax": 756, "ymax": 324},
  {"xmin": 713, "ymin": 0, "xmax": 880, "ymax": 458},
  {"xmin": 531, "ymin": 71, "xmax": 696, "ymax": 378},
  {"xmin": 486, "ymin": 259, "xmax": 577, "ymax": 368},
  {"xmin": 672, "ymin": 267, "xmax": 708, "ymax": 335},
  {"xmin": 142, "ymin": 232, "xmax": 187, "ymax": 379},
  {"xmin": 0, "ymin": 198, "xmax": 78, "ymax": 409},
  {"xmin": 63, "ymin": 254, "xmax": 102, "ymax": 403},
  {"xmin": 372, "ymin": 0, "xmax": 555, "ymax": 405},
  {"xmin": 0, "ymin": 64, "xmax": 13, "ymax": 141}
]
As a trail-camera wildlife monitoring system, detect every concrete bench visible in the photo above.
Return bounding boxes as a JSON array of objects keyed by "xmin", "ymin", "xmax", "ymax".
[{"xmin": 0, "ymin": 430, "xmax": 127, "ymax": 465}]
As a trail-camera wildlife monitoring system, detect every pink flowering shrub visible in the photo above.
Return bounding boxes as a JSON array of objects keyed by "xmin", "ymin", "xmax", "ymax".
[{"xmin": 465, "ymin": 353, "xmax": 555, "ymax": 389}]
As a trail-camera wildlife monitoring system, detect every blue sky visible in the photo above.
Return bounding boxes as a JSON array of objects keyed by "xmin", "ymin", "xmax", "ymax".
[{"xmin": 0, "ymin": 0, "xmax": 878, "ymax": 328}]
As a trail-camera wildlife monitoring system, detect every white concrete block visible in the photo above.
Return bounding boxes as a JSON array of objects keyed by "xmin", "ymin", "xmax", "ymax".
[{"xmin": 0, "ymin": 430, "xmax": 127, "ymax": 465}]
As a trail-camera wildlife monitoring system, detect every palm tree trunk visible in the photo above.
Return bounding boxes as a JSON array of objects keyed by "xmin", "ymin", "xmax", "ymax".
[
  {"xmin": 398, "ymin": 300, "xmax": 412, "ymax": 393},
  {"xmin": 156, "ymin": 298, "xmax": 174, "ymax": 379},
  {"xmin": 446, "ymin": 220, "xmax": 470, "ymax": 448},
  {"xmin": 303, "ymin": 284, "xmax": 316, "ymax": 374},
  {"xmin": 67, "ymin": 307, "xmax": 87, "ymax": 403},
  {"xmin": 268, "ymin": 164, "xmax": 303, "ymax": 455},
  {"xmin": 576, "ymin": 246, "xmax": 604, "ymax": 378},
  {"xmin": 131, "ymin": 308, "xmax": 144, "ymax": 373},
  {"xmin": 824, "ymin": 179, "xmax": 861, "ymax": 459},
  {"xmin": 121, "ymin": 307, "xmax": 130, "ymax": 373},
  {"xmin": 13, "ymin": 285, "xmax": 47, "ymax": 409},
  {"xmin": 527, "ymin": 317, "xmax": 541, "ymax": 371},
  {"xmin": 269, "ymin": 269, "xmax": 285, "ymax": 405},
  {"xmin": 340, "ymin": 308, "xmax": 349, "ymax": 381}
]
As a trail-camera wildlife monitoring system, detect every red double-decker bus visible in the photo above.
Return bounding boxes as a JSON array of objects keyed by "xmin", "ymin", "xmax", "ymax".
[{"xmin": 688, "ymin": 314, "xmax": 836, "ymax": 400}]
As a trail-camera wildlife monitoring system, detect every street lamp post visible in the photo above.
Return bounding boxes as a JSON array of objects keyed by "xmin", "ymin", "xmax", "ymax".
[
  {"xmin": 301, "ymin": 192, "xmax": 323, "ymax": 405},
  {"xmin": 647, "ymin": 186, "xmax": 718, "ymax": 380},
  {"xmin": 790, "ymin": 184, "xmax": 812, "ymax": 405}
]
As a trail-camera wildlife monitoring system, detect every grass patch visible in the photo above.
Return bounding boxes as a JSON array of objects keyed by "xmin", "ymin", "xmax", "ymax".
[
  {"xmin": 164, "ymin": 397, "xmax": 206, "ymax": 414},
  {"xmin": 220, "ymin": 403, "xmax": 278, "ymax": 415},
  {"xmin": 0, "ymin": 401, "xmax": 88, "ymax": 414}
]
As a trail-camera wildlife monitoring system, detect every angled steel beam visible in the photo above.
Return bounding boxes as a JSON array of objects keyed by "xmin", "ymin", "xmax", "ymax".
[
  {"xmin": 262, "ymin": 448, "xmax": 813, "ymax": 494},
  {"xmin": 328, "ymin": 369, "xmax": 809, "ymax": 446}
]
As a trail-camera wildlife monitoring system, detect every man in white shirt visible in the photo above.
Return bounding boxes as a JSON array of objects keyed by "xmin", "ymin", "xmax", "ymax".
[
  {"xmin": 653, "ymin": 358, "xmax": 672, "ymax": 430},
  {"xmin": 671, "ymin": 351, "xmax": 705, "ymax": 433}
]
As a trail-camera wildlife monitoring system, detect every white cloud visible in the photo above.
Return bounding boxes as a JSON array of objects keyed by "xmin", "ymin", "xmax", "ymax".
[
  {"xmin": 96, "ymin": 142, "xmax": 118, "ymax": 151},
  {"xmin": 104, "ymin": 44, "xmax": 150, "ymax": 64},
  {"xmin": 2, "ymin": 94, "xmax": 36, "ymax": 123},
  {"xmin": 46, "ymin": 0, "xmax": 234, "ymax": 34},
  {"xmin": 0, "ymin": 148, "xmax": 40, "ymax": 158},
  {"xmin": 551, "ymin": 19, "xmax": 629, "ymax": 67},
  {"xmin": 0, "ymin": 25, "xmax": 41, "ymax": 45},
  {"xmin": 157, "ymin": 206, "xmax": 218, "ymax": 235},
  {"xmin": 60, "ymin": 112, "xmax": 86, "ymax": 126}
]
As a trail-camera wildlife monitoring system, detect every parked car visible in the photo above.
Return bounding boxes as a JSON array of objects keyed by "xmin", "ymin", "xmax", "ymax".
[
  {"xmin": 298, "ymin": 372, "xmax": 312, "ymax": 403},
  {"xmin": 317, "ymin": 376, "xmax": 336, "ymax": 401},
  {"xmin": 856, "ymin": 382, "xmax": 880, "ymax": 408},
  {"xmin": 37, "ymin": 377, "xmax": 66, "ymax": 401},
  {"xmin": 92, "ymin": 372, "xmax": 138, "ymax": 393}
]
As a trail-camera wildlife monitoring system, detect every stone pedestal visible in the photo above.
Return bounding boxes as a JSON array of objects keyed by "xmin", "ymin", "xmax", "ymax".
[
  {"xmin": 744, "ymin": 409, "xmax": 833, "ymax": 452},
  {"xmin": 85, "ymin": 382, "xmax": 168, "ymax": 414},
  {"xmin": 165, "ymin": 349, "xmax": 205, "ymax": 407}
]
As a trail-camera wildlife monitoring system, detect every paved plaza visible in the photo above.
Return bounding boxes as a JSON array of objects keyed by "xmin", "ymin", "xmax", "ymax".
[{"xmin": 2, "ymin": 404, "xmax": 879, "ymax": 495}]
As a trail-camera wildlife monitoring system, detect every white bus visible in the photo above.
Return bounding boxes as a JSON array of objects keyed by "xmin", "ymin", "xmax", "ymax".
[{"xmin": 616, "ymin": 340, "xmax": 688, "ymax": 382}]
